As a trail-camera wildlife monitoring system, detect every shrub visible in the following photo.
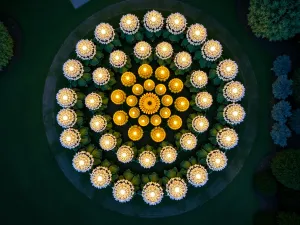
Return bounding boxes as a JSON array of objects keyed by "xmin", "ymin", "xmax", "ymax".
[
  {"xmin": 248, "ymin": 0, "xmax": 300, "ymax": 41},
  {"xmin": 272, "ymin": 55, "xmax": 292, "ymax": 77},
  {"xmin": 270, "ymin": 123, "xmax": 291, "ymax": 147},
  {"xmin": 292, "ymin": 68, "xmax": 300, "ymax": 104},
  {"xmin": 253, "ymin": 170, "xmax": 277, "ymax": 197},
  {"xmin": 272, "ymin": 75, "xmax": 293, "ymax": 100},
  {"xmin": 289, "ymin": 109, "xmax": 300, "ymax": 135},
  {"xmin": 271, "ymin": 101, "xmax": 292, "ymax": 124},
  {"xmin": 271, "ymin": 149, "xmax": 300, "ymax": 190},
  {"xmin": 277, "ymin": 212, "xmax": 300, "ymax": 225},
  {"xmin": 0, "ymin": 22, "xmax": 13, "ymax": 71}
]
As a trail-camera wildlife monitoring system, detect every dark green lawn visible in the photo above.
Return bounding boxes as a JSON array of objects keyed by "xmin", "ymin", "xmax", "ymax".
[{"xmin": 0, "ymin": 0, "xmax": 293, "ymax": 224}]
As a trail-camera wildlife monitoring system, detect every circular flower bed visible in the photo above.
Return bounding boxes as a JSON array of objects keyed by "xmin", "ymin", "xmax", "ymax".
[{"xmin": 54, "ymin": 10, "xmax": 246, "ymax": 205}]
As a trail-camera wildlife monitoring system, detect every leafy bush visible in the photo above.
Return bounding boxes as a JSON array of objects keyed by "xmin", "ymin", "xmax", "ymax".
[
  {"xmin": 270, "ymin": 123, "xmax": 291, "ymax": 147},
  {"xmin": 272, "ymin": 75, "xmax": 293, "ymax": 100},
  {"xmin": 292, "ymin": 68, "xmax": 300, "ymax": 104},
  {"xmin": 253, "ymin": 170, "xmax": 277, "ymax": 197},
  {"xmin": 289, "ymin": 109, "xmax": 300, "ymax": 135},
  {"xmin": 272, "ymin": 55, "xmax": 292, "ymax": 77},
  {"xmin": 248, "ymin": 0, "xmax": 300, "ymax": 41},
  {"xmin": 277, "ymin": 212, "xmax": 300, "ymax": 225},
  {"xmin": 0, "ymin": 22, "xmax": 13, "ymax": 71},
  {"xmin": 271, "ymin": 149, "xmax": 300, "ymax": 190},
  {"xmin": 271, "ymin": 101, "xmax": 292, "ymax": 124}
]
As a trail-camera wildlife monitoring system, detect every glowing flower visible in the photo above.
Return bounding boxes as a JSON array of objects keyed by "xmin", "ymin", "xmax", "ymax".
[
  {"xmin": 60, "ymin": 128, "xmax": 81, "ymax": 149},
  {"xmin": 155, "ymin": 42, "xmax": 173, "ymax": 60},
  {"xmin": 187, "ymin": 164, "xmax": 208, "ymax": 187},
  {"xmin": 99, "ymin": 133, "xmax": 117, "ymax": 151},
  {"xmin": 160, "ymin": 146, "xmax": 177, "ymax": 164},
  {"xmin": 139, "ymin": 93, "xmax": 160, "ymax": 115},
  {"xmin": 174, "ymin": 97, "xmax": 189, "ymax": 112},
  {"xmin": 90, "ymin": 115, "xmax": 107, "ymax": 133},
  {"xmin": 56, "ymin": 88, "xmax": 77, "ymax": 108},
  {"xmin": 166, "ymin": 177, "xmax": 187, "ymax": 200},
  {"xmin": 72, "ymin": 151, "xmax": 93, "ymax": 172},
  {"xmin": 150, "ymin": 114, "xmax": 162, "ymax": 126},
  {"xmin": 167, "ymin": 115, "xmax": 182, "ymax": 130},
  {"xmin": 120, "ymin": 14, "xmax": 139, "ymax": 35},
  {"xmin": 126, "ymin": 95, "xmax": 138, "ymax": 107},
  {"xmin": 57, "ymin": 108, "xmax": 77, "ymax": 128},
  {"xmin": 155, "ymin": 84, "xmax": 167, "ymax": 96},
  {"xmin": 128, "ymin": 125, "xmax": 143, "ymax": 141},
  {"xmin": 223, "ymin": 103, "xmax": 246, "ymax": 125},
  {"xmin": 113, "ymin": 179, "xmax": 135, "ymax": 203},
  {"xmin": 139, "ymin": 151, "xmax": 156, "ymax": 168},
  {"xmin": 143, "ymin": 79, "xmax": 155, "ymax": 91},
  {"xmin": 174, "ymin": 51, "xmax": 192, "ymax": 70},
  {"xmin": 223, "ymin": 81, "xmax": 245, "ymax": 102},
  {"xmin": 143, "ymin": 10, "xmax": 164, "ymax": 32},
  {"xmin": 168, "ymin": 78, "xmax": 183, "ymax": 93},
  {"xmin": 142, "ymin": 182, "xmax": 164, "ymax": 205},
  {"xmin": 76, "ymin": 39, "xmax": 96, "ymax": 60},
  {"xmin": 132, "ymin": 84, "xmax": 144, "ymax": 96},
  {"xmin": 138, "ymin": 114, "xmax": 150, "ymax": 127},
  {"xmin": 186, "ymin": 23, "xmax": 207, "ymax": 45},
  {"xmin": 63, "ymin": 59, "xmax": 83, "ymax": 80},
  {"xmin": 113, "ymin": 110, "xmax": 128, "ymax": 126},
  {"xmin": 201, "ymin": 40, "xmax": 222, "ymax": 61},
  {"xmin": 166, "ymin": 13, "xmax": 187, "ymax": 34},
  {"xmin": 192, "ymin": 115, "xmax": 209, "ymax": 133},
  {"xmin": 180, "ymin": 132, "xmax": 197, "ymax": 150},
  {"xmin": 94, "ymin": 23, "xmax": 115, "ymax": 44},
  {"xmin": 110, "ymin": 89, "xmax": 126, "ymax": 105},
  {"xmin": 109, "ymin": 50, "xmax": 127, "ymax": 68},
  {"xmin": 117, "ymin": 145, "xmax": 134, "ymax": 163},
  {"xmin": 195, "ymin": 92, "xmax": 213, "ymax": 110},
  {"xmin": 161, "ymin": 95, "xmax": 173, "ymax": 107},
  {"xmin": 92, "ymin": 67, "xmax": 110, "ymax": 86},
  {"xmin": 138, "ymin": 64, "xmax": 153, "ymax": 79},
  {"xmin": 216, "ymin": 128, "xmax": 238, "ymax": 150},
  {"xmin": 206, "ymin": 150, "xmax": 227, "ymax": 171},
  {"xmin": 190, "ymin": 70, "xmax": 208, "ymax": 88},
  {"xmin": 90, "ymin": 166, "xmax": 112, "ymax": 189},
  {"xmin": 155, "ymin": 66, "xmax": 170, "ymax": 81},
  {"xmin": 217, "ymin": 59, "xmax": 238, "ymax": 81},
  {"xmin": 150, "ymin": 127, "xmax": 166, "ymax": 142},
  {"xmin": 160, "ymin": 107, "xmax": 171, "ymax": 119},
  {"xmin": 85, "ymin": 93, "xmax": 102, "ymax": 110},
  {"xmin": 121, "ymin": 72, "xmax": 136, "ymax": 87},
  {"xmin": 134, "ymin": 41, "xmax": 152, "ymax": 60},
  {"xmin": 128, "ymin": 107, "xmax": 140, "ymax": 119}
]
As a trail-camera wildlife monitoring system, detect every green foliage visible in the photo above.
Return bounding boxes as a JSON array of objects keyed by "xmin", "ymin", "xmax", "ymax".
[
  {"xmin": 277, "ymin": 212, "xmax": 300, "ymax": 225},
  {"xmin": 253, "ymin": 170, "xmax": 277, "ymax": 196},
  {"xmin": 271, "ymin": 149, "xmax": 300, "ymax": 190},
  {"xmin": 292, "ymin": 68, "xmax": 300, "ymax": 105},
  {"xmin": 0, "ymin": 22, "xmax": 13, "ymax": 71},
  {"xmin": 248, "ymin": 0, "xmax": 300, "ymax": 41},
  {"xmin": 270, "ymin": 123, "xmax": 291, "ymax": 147}
]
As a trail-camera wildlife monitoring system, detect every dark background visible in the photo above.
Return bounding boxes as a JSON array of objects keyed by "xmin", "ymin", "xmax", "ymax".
[{"xmin": 1, "ymin": 0, "xmax": 299, "ymax": 224}]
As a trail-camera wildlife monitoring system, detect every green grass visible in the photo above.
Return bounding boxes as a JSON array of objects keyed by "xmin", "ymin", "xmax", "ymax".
[{"xmin": 0, "ymin": 0, "xmax": 281, "ymax": 224}]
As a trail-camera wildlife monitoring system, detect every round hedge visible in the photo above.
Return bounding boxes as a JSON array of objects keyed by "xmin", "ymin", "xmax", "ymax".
[
  {"xmin": 0, "ymin": 22, "xmax": 13, "ymax": 71},
  {"xmin": 271, "ymin": 149, "xmax": 300, "ymax": 191}
]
